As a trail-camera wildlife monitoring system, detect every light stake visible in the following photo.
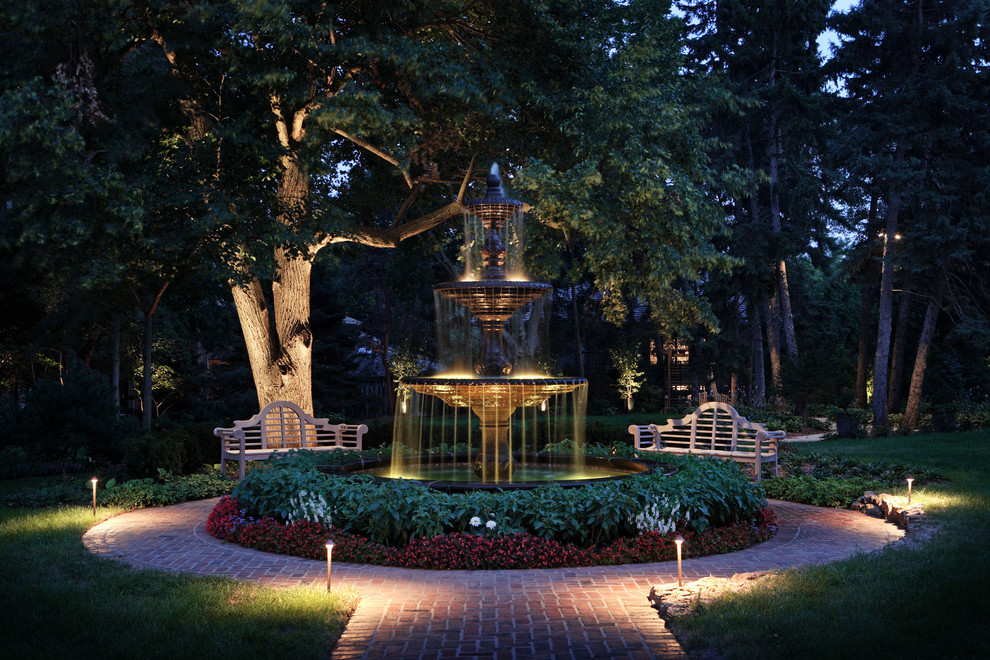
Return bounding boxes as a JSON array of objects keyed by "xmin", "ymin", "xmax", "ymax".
[
  {"xmin": 91, "ymin": 477, "xmax": 98, "ymax": 515},
  {"xmin": 325, "ymin": 541, "xmax": 335, "ymax": 591},
  {"xmin": 674, "ymin": 534, "xmax": 684, "ymax": 587},
  {"xmin": 906, "ymin": 476, "xmax": 914, "ymax": 504}
]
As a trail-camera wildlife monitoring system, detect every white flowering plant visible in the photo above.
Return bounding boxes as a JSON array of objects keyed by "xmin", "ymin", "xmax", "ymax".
[
  {"xmin": 466, "ymin": 513, "xmax": 500, "ymax": 536},
  {"xmin": 630, "ymin": 496, "xmax": 683, "ymax": 535},
  {"xmin": 286, "ymin": 489, "xmax": 332, "ymax": 525}
]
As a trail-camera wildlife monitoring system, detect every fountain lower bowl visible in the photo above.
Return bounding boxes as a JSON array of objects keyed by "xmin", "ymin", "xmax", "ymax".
[{"xmin": 329, "ymin": 453, "xmax": 675, "ymax": 493}]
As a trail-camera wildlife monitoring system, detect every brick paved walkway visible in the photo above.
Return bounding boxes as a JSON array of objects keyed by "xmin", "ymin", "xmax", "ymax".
[{"xmin": 82, "ymin": 499, "xmax": 902, "ymax": 659}]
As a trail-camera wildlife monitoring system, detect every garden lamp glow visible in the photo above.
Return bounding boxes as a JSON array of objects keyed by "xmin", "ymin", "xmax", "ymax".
[{"xmin": 325, "ymin": 541, "xmax": 336, "ymax": 591}]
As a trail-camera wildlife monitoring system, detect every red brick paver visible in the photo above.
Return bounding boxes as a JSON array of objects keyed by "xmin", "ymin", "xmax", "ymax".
[{"xmin": 82, "ymin": 499, "xmax": 902, "ymax": 659}]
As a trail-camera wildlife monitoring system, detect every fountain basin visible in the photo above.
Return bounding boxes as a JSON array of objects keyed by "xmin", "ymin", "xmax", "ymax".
[
  {"xmin": 402, "ymin": 376, "xmax": 586, "ymax": 409},
  {"xmin": 329, "ymin": 453, "xmax": 675, "ymax": 493}
]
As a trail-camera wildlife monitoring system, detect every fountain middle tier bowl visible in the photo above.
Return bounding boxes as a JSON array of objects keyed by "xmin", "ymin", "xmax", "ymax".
[
  {"xmin": 332, "ymin": 453, "xmax": 675, "ymax": 493},
  {"xmin": 402, "ymin": 376, "xmax": 586, "ymax": 409},
  {"xmin": 435, "ymin": 280, "xmax": 553, "ymax": 319}
]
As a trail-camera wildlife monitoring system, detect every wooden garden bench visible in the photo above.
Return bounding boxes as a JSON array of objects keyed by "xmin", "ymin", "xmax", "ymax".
[
  {"xmin": 215, "ymin": 400, "xmax": 368, "ymax": 478},
  {"xmin": 628, "ymin": 402, "xmax": 785, "ymax": 482}
]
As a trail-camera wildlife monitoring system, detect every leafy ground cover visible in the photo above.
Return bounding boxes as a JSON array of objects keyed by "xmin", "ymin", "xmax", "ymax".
[
  {"xmin": 0, "ymin": 467, "xmax": 236, "ymax": 509},
  {"xmin": 759, "ymin": 448, "xmax": 946, "ymax": 508},
  {"xmin": 207, "ymin": 494, "xmax": 777, "ymax": 569},
  {"xmin": 670, "ymin": 430, "xmax": 990, "ymax": 659},
  {"xmin": 0, "ymin": 505, "xmax": 356, "ymax": 659},
  {"xmin": 213, "ymin": 450, "xmax": 775, "ymax": 568}
]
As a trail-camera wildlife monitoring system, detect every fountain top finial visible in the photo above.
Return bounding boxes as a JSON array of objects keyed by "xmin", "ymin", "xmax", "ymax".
[
  {"xmin": 466, "ymin": 162, "xmax": 521, "ymax": 215},
  {"xmin": 487, "ymin": 162, "xmax": 502, "ymax": 193}
]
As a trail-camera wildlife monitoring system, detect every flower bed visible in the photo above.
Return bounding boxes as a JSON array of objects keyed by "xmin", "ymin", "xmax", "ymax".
[{"xmin": 207, "ymin": 495, "xmax": 777, "ymax": 569}]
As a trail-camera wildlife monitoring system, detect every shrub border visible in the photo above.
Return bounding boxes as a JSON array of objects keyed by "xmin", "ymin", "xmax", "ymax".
[{"xmin": 207, "ymin": 496, "xmax": 777, "ymax": 570}]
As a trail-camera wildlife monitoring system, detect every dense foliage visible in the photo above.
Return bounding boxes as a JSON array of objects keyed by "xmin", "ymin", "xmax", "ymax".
[
  {"xmin": 0, "ymin": 468, "xmax": 236, "ymax": 509},
  {"xmin": 0, "ymin": 0, "xmax": 986, "ymax": 451},
  {"xmin": 208, "ymin": 494, "xmax": 777, "ymax": 569},
  {"xmin": 230, "ymin": 451, "xmax": 764, "ymax": 549}
]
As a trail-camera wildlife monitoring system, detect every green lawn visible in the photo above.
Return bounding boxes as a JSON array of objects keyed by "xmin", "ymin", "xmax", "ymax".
[
  {"xmin": 673, "ymin": 430, "xmax": 990, "ymax": 659},
  {"xmin": 0, "ymin": 504, "xmax": 357, "ymax": 659}
]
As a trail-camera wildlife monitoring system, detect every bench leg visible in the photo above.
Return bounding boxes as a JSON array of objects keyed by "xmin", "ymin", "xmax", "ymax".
[
  {"xmin": 754, "ymin": 438, "xmax": 762, "ymax": 483},
  {"xmin": 239, "ymin": 456, "xmax": 246, "ymax": 479}
]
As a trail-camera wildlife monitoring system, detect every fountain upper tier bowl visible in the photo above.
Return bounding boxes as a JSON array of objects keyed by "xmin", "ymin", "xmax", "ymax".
[
  {"xmin": 434, "ymin": 280, "xmax": 552, "ymax": 320},
  {"xmin": 402, "ymin": 376, "xmax": 586, "ymax": 410}
]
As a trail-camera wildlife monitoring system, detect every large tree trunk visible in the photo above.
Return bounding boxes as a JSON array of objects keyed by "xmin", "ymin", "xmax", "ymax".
[
  {"xmin": 111, "ymin": 316, "xmax": 120, "ymax": 413},
  {"xmin": 750, "ymin": 296, "xmax": 766, "ymax": 407},
  {"xmin": 888, "ymin": 283, "xmax": 912, "ymax": 413},
  {"xmin": 777, "ymin": 260, "xmax": 798, "ymax": 360},
  {"xmin": 902, "ymin": 274, "xmax": 946, "ymax": 429},
  {"xmin": 856, "ymin": 193, "xmax": 881, "ymax": 408},
  {"xmin": 763, "ymin": 294, "xmax": 783, "ymax": 396},
  {"xmin": 766, "ymin": 27, "xmax": 797, "ymax": 363},
  {"xmin": 565, "ymin": 232, "xmax": 585, "ymax": 379},
  {"xmin": 230, "ymin": 145, "xmax": 316, "ymax": 413},
  {"xmin": 871, "ymin": 194, "xmax": 901, "ymax": 432},
  {"xmin": 141, "ymin": 309, "xmax": 153, "ymax": 429},
  {"xmin": 855, "ymin": 277, "xmax": 876, "ymax": 409},
  {"xmin": 768, "ymin": 117, "xmax": 798, "ymax": 361},
  {"xmin": 131, "ymin": 283, "xmax": 169, "ymax": 429}
]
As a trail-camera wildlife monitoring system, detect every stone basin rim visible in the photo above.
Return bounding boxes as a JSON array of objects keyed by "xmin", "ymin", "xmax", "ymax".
[
  {"xmin": 323, "ymin": 453, "xmax": 676, "ymax": 493},
  {"xmin": 401, "ymin": 376, "xmax": 587, "ymax": 386}
]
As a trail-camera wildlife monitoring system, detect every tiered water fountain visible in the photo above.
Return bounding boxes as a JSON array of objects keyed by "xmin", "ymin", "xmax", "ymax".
[{"xmin": 344, "ymin": 166, "xmax": 655, "ymax": 490}]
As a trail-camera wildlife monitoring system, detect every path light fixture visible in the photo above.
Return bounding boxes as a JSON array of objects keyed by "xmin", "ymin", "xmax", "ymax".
[
  {"xmin": 91, "ymin": 477, "xmax": 98, "ymax": 515},
  {"xmin": 325, "ymin": 541, "xmax": 335, "ymax": 591},
  {"xmin": 674, "ymin": 534, "xmax": 684, "ymax": 587},
  {"xmin": 906, "ymin": 476, "xmax": 914, "ymax": 504}
]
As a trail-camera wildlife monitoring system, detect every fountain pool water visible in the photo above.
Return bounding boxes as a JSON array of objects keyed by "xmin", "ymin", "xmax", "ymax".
[{"xmin": 347, "ymin": 165, "xmax": 654, "ymax": 488}]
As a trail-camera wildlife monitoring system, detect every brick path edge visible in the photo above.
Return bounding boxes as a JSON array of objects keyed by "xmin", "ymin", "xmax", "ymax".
[{"xmin": 82, "ymin": 499, "xmax": 903, "ymax": 659}]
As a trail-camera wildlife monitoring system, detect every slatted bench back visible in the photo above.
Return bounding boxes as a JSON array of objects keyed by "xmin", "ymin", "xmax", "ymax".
[
  {"xmin": 665, "ymin": 405, "xmax": 761, "ymax": 452},
  {"xmin": 336, "ymin": 424, "xmax": 365, "ymax": 450},
  {"xmin": 233, "ymin": 401, "xmax": 329, "ymax": 451},
  {"xmin": 645, "ymin": 402, "xmax": 769, "ymax": 454},
  {"xmin": 262, "ymin": 402, "xmax": 314, "ymax": 450}
]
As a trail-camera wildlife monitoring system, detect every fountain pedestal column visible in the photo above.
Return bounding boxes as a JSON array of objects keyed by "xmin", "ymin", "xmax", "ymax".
[{"xmin": 472, "ymin": 406, "xmax": 515, "ymax": 481}]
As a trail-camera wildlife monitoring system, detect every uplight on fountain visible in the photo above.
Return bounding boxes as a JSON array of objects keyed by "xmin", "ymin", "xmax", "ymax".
[
  {"xmin": 343, "ymin": 164, "xmax": 658, "ymax": 488},
  {"xmin": 403, "ymin": 165, "xmax": 586, "ymax": 481}
]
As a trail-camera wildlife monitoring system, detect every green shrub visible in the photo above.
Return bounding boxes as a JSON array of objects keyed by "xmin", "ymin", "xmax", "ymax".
[
  {"xmin": 232, "ymin": 451, "xmax": 766, "ymax": 547},
  {"xmin": 124, "ymin": 420, "xmax": 221, "ymax": 478},
  {"xmin": 584, "ymin": 420, "xmax": 636, "ymax": 447},
  {"xmin": 98, "ymin": 469, "xmax": 236, "ymax": 508},
  {"xmin": 1, "ymin": 364, "xmax": 137, "ymax": 462},
  {"xmin": 957, "ymin": 401, "xmax": 990, "ymax": 430},
  {"xmin": 0, "ymin": 477, "xmax": 92, "ymax": 508},
  {"xmin": 125, "ymin": 430, "xmax": 185, "ymax": 477},
  {"xmin": 761, "ymin": 475, "xmax": 883, "ymax": 508},
  {"xmin": 361, "ymin": 419, "xmax": 394, "ymax": 450},
  {"xmin": 736, "ymin": 406, "xmax": 805, "ymax": 433},
  {"xmin": 780, "ymin": 451, "xmax": 943, "ymax": 485}
]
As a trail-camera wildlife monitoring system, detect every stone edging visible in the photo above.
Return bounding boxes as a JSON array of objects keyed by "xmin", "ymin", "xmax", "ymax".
[{"xmin": 850, "ymin": 490, "xmax": 925, "ymax": 528}]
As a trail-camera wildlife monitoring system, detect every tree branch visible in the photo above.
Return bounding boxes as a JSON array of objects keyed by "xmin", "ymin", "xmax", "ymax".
[{"xmin": 329, "ymin": 127, "xmax": 414, "ymax": 188}]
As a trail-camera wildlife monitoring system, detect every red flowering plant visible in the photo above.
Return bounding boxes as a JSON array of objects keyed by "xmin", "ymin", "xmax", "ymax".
[
  {"xmin": 207, "ymin": 496, "xmax": 777, "ymax": 570},
  {"xmin": 213, "ymin": 450, "xmax": 777, "ymax": 568}
]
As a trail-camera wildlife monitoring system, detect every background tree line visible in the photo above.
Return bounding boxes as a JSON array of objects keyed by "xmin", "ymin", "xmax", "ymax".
[{"xmin": 1, "ymin": 0, "xmax": 987, "ymax": 468}]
